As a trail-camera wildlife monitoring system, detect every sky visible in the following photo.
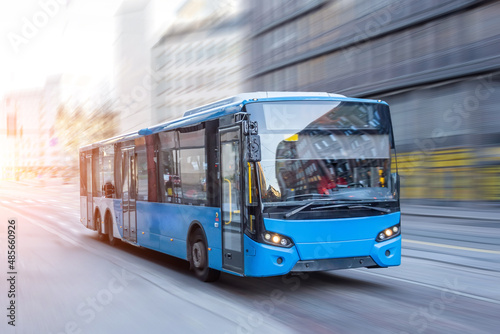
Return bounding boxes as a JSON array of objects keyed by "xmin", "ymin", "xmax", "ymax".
[
  {"xmin": 0, "ymin": 0, "xmax": 119, "ymax": 94},
  {"xmin": 0, "ymin": 0, "xmax": 184, "ymax": 97}
]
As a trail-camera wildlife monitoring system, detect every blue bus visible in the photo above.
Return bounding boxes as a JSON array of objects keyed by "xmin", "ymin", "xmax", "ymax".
[{"xmin": 79, "ymin": 92, "xmax": 401, "ymax": 281}]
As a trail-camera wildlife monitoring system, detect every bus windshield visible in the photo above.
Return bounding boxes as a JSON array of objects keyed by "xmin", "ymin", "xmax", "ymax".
[{"xmin": 247, "ymin": 100, "xmax": 397, "ymax": 205}]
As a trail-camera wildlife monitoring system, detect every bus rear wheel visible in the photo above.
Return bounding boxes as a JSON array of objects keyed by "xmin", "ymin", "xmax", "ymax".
[
  {"xmin": 96, "ymin": 215, "xmax": 105, "ymax": 241},
  {"xmin": 107, "ymin": 216, "xmax": 117, "ymax": 246},
  {"xmin": 191, "ymin": 230, "xmax": 220, "ymax": 282}
]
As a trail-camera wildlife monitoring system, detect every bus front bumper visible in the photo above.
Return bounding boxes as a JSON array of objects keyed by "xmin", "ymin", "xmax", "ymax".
[
  {"xmin": 243, "ymin": 234, "xmax": 401, "ymax": 277},
  {"xmin": 290, "ymin": 256, "xmax": 377, "ymax": 272}
]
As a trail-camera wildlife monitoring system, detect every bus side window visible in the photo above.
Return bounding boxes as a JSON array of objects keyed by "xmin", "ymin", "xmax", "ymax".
[
  {"xmin": 136, "ymin": 137, "xmax": 149, "ymax": 201},
  {"xmin": 92, "ymin": 148, "xmax": 100, "ymax": 197},
  {"xmin": 114, "ymin": 144, "xmax": 122, "ymax": 199},
  {"xmin": 159, "ymin": 131, "xmax": 179, "ymax": 203},
  {"xmin": 179, "ymin": 148, "xmax": 207, "ymax": 205},
  {"xmin": 80, "ymin": 154, "xmax": 87, "ymax": 196},
  {"xmin": 146, "ymin": 135, "xmax": 159, "ymax": 202},
  {"xmin": 178, "ymin": 126, "xmax": 207, "ymax": 206},
  {"xmin": 100, "ymin": 145, "xmax": 115, "ymax": 198}
]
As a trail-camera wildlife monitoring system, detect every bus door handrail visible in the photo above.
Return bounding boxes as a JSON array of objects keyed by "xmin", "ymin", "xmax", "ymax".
[{"xmin": 224, "ymin": 178, "xmax": 232, "ymax": 224}]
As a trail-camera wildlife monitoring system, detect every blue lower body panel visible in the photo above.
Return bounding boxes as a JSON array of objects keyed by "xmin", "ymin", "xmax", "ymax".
[
  {"xmin": 370, "ymin": 236, "xmax": 401, "ymax": 267},
  {"xmin": 134, "ymin": 202, "xmax": 222, "ymax": 270},
  {"xmin": 115, "ymin": 200, "xmax": 401, "ymax": 277}
]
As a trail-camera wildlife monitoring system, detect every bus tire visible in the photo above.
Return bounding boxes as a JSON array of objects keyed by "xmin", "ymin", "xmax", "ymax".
[
  {"xmin": 107, "ymin": 215, "xmax": 117, "ymax": 247},
  {"xmin": 96, "ymin": 214, "xmax": 105, "ymax": 241},
  {"xmin": 190, "ymin": 230, "xmax": 220, "ymax": 282}
]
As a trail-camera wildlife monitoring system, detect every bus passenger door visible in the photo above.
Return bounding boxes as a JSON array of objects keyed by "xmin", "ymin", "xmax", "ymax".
[
  {"xmin": 122, "ymin": 148, "xmax": 137, "ymax": 243},
  {"xmin": 219, "ymin": 126, "xmax": 244, "ymax": 274},
  {"xmin": 86, "ymin": 154, "xmax": 93, "ymax": 229}
]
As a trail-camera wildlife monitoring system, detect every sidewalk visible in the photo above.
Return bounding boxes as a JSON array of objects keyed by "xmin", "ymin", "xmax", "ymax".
[{"xmin": 401, "ymin": 203, "xmax": 500, "ymax": 221}]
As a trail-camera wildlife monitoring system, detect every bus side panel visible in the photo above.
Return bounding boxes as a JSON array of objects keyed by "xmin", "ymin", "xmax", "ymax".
[
  {"xmin": 80, "ymin": 196, "xmax": 87, "ymax": 228},
  {"xmin": 113, "ymin": 199, "xmax": 124, "ymax": 239},
  {"xmin": 135, "ymin": 202, "xmax": 223, "ymax": 269},
  {"xmin": 135, "ymin": 202, "xmax": 161, "ymax": 251}
]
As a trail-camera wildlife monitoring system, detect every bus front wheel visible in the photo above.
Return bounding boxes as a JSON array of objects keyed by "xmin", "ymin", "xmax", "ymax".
[{"xmin": 191, "ymin": 230, "xmax": 220, "ymax": 282}]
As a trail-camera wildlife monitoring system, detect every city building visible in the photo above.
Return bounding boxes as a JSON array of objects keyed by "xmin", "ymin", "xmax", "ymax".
[
  {"xmin": 113, "ymin": 0, "xmax": 154, "ymax": 134},
  {"xmin": 0, "ymin": 74, "xmax": 116, "ymax": 181},
  {"xmin": 249, "ymin": 0, "xmax": 500, "ymax": 202},
  {"xmin": 152, "ymin": 0, "xmax": 249, "ymax": 124},
  {"xmin": 0, "ymin": 87, "xmax": 61, "ymax": 180}
]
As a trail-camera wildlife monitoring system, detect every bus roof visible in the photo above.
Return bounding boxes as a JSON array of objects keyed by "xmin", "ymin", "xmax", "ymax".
[
  {"xmin": 79, "ymin": 92, "xmax": 388, "ymax": 152},
  {"xmin": 182, "ymin": 92, "xmax": 346, "ymax": 117}
]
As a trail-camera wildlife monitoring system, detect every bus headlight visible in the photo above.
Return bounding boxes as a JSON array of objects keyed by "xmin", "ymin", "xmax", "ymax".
[
  {"xmin": 376, "ymin": 224, "xmax": 401, "ymax": 242},
  {"xmin": 262, "ymin": 231, "xmax": 294, "ymax": 248}
]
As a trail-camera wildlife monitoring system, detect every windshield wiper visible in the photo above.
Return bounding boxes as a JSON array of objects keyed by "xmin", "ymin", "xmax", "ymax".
[
  {"xmin": 283, "ymin": 201, "xmax": 392, "ymax": 219},
  {"xmin": 285, "ymin": 193, "xmax": 337, "ymax": 201},
  {"xmin": 283, "ymin": 200, "xmax": 333, "ymax": 218},
  {"xmin": 349, "ymin": 205, "xmax": 391, "ymax": 213},
  {"xmin": 311, "ymin": 204, "xmax": 391, "ymax": 213}
]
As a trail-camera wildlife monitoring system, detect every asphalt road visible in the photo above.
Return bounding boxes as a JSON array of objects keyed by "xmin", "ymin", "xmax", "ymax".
[{"xmin": 0, "ymin": 180, "xmax": 499, "ymax": 334}]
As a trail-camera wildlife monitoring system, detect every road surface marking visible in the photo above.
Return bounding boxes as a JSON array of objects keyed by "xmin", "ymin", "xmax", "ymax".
[
  {"xmin": 404, "ymin": 239, "xmax": 500, "ymax": 255},
  {"xmin": 16, "ymin": 212, "xmax": 80, "ymax": 247},
  {"xmin": 354, "ymin": 269, "xmax": 500, "ymax": 305}
]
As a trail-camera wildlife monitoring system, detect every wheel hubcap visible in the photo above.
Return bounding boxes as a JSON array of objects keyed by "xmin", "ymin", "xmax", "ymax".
[
  {"xmin": 108, "ymin": 220, "xmax": 114, "ymax": 241},
  {"xmin": 192, "ymin": 242, "xmax": 204, "ymax": 269}
]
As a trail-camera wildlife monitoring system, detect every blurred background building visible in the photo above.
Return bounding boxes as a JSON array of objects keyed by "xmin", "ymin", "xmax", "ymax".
[
  {"xmin": 0, "ymin": 74, "xmax": 117, "ymax": 180},
  {"xmin": 112, "ymin": 0, "xmax": 239, "ymax": 131},
  {"xmin": 152, "ymin": 0, "xmax": 248, "ymax": 123},
  {"xmin": 113, "ymin": 0, "xmax": 154, "ymax": 134},
  {"xmin": 249, "ymin": 0, "xmax": 500, "ymax": 203},
  {"xmin": 1, "ymin": 89, "xmax": 43, "ymax": 180}
]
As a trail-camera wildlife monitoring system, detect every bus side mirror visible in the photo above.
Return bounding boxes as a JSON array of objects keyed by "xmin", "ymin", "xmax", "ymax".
[
  {"xmin": 391, "ymin": 172, "xmax": 400, "ymax": 197},
  {"xmin": 247, "ymin": 135, "xmax": 261, "ymax": 162}
]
